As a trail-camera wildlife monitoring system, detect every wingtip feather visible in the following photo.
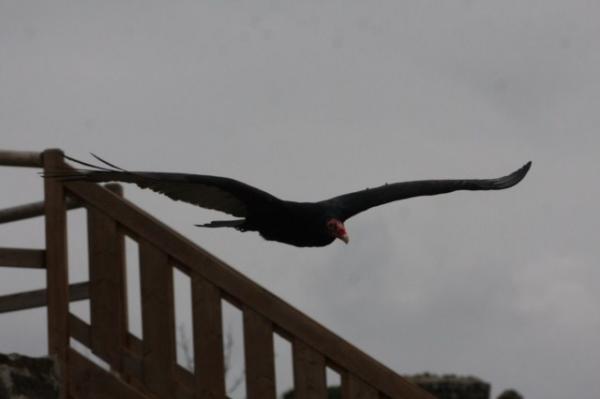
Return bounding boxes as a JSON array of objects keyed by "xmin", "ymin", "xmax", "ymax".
[{"xmin": 494, "ymin": 161, "xmax": 532, "ymax": 189}]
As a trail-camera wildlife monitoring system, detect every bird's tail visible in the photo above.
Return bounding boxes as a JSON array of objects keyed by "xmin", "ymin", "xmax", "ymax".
[{"xmin": 195, "ymin": 219, "xmax": 246, "ymax": 229}]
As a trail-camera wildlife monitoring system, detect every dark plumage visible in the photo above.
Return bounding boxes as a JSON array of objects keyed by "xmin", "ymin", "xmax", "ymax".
[{"xmin": 49, "ymin": 155, "xmax": 531, "ymax": 247}]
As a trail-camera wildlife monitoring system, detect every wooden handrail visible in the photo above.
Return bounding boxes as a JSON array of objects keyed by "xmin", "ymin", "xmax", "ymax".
[
  {"xmin": 63, "ymin": 175, "xmax": 434, "ymax": 399},
  {"xmin": 0, "ymin": 150, "xmax": 42, "ymax": 167}
]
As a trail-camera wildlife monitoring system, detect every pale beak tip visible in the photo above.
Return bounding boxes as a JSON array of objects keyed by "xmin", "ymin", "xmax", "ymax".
[{"xmin": 340, "ymin": 235, "xmax": 349, "ymax": 244}]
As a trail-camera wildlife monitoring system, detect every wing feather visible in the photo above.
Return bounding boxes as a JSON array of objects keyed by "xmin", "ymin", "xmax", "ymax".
[
  {"xmin": 51, "ymin": 157, "xmax": 280, "ymax": 217},
  {"xmin": 322, "ymin": 162, "xmax": 531, "ymax": 221}
]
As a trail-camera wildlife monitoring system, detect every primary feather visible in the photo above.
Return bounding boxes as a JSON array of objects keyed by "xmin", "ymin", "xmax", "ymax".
[
  {"xmin": 57, "ymin": 155, "xmax": 279, "ymax": 218},
  {"xmin": 322, "ymin": 162, "xmax": 532, "ymax": 221}
]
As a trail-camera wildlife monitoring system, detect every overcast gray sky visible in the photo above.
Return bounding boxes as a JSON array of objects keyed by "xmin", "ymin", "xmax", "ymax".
[{"xmin": 1, "ymin": 1, "xmax": 599, "ymax": 398}]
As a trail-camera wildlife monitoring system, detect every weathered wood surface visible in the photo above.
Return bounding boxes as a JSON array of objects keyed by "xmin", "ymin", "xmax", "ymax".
[
  {"xmin": 65, "ymin": 179, "xmax": 434, "ymax": 399},
  {"xmin": 191, "ymin": 276, "xmax": 226, "ymax": 399},
  {"xmin": 0, "ymin": 247, "xmax": 45, "ymax": 268},
  {"xmin": 43, "ymin": 150, "xmax": 69, "ymax": 399},
  {"xmin": 0, "ymin": 183, "xmax": 119, "ymax": 225},
  {"xmin": 69, "ymin": 314, "xmax": 147, "ymax": 395},
  {"xmin": 69, "ymin": 314, "xmax": 91, "ymax": 347},
  {"xmin": 0, "ymin": 149, "xmax": 42, "ymax": 167},
  {"xmin": 69, "ymin": 349, "xmax": 149, "ymax": 399},
  {"xmin": 87, "ymin": 200, "xmax": 127, "ymax": 371},
  {"xmin": 293, "ymin": 340, "xmax": 327, "ymax": 399},
  {"xmin": 244, "ymin": 308, "xmax": 276, "ymax": 399},
  {"xmin": 43, "ymin": 149, "xmax": 70, "ymax": 399},
  {"xmin": 0, "ymin": 282, "xmax": 89, "ymax": 314},
  {"xmin": 0, "ymin": 197, "xmax": 82, "ymax": 225},
  {"xmin": 342, "ymin": 374, "xmax": 379, "ymax": 399},
  {"xmin": 139, "ymin": 240, "xmax": 176, "ymax": 398}
]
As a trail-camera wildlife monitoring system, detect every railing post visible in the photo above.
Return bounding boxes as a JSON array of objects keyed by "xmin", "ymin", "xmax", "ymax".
[
  {"xmin": 139, "ymin": 240, "xmax": 176, "ymax": 398},
  {"xmin": 42, "ymin": 148, "xmax": 69, "ymax": 399},
  {"xmin": 192, "ymin": 276, "xmax": 226, "ymax": 399},
  {"xmin": 293, "ymin": 340, "xmax": 327, "ymax": 399},
  {"xmin": 243, "ymin": 307, "xmax": 276, "ymax": 399},
  {"xmin": 87, "ymin": 183, "xmax": 128, "ymax": 372}
]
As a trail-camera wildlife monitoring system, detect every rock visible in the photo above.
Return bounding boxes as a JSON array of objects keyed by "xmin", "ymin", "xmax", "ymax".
[
  {"xmin": 497, "ymin": 389, "xmax": 523, "ymax": 399},
  {"xmin": 404, "ymin": 373, "xmax": 491, "ymax": 399},
  {"xmin": 0, "ymin": 353, "xmax": 59, "ymax": 399}
]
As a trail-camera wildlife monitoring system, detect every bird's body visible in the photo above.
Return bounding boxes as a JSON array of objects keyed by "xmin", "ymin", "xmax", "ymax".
[
  {"xmin": 245, "ymin": 201, "xmax": 339, "ymax": 247},
  {"xmin": 50, "ymin": 155, "xmax": 531, "ymax": 247}
]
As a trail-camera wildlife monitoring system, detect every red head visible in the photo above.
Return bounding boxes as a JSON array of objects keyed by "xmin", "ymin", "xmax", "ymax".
[{"xmin": 326, "ymin": 218, "xmax": 349, "ymax": 244}]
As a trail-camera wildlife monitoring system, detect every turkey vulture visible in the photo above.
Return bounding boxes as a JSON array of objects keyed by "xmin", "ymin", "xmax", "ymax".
[{"xmin": 49, "ymin": 155, "xmax": 531, "ymax": 247}]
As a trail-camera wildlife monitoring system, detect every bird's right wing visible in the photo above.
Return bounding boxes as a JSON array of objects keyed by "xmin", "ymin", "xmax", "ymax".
[
  {"xmin": 46, "ymin": 156, "xmax": 281, "ymax": 218},
  {"xmin": 321, "ymin": 162, "xmax": 532, "ymax": 221}
]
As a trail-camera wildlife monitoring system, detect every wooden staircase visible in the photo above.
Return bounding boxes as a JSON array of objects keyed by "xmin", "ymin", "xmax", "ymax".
[{"xmin": 0, "ymin": 149, "xmax": 434, "ymax": 399}]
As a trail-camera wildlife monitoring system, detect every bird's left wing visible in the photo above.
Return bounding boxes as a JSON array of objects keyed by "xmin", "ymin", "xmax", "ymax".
[
  {"xmin": 48, "ymin": 156, "xmax": 280, "ymax": 218},
  {"xmin": 321, "ymin": 162, "xmax": 531, "ymax": 221}
]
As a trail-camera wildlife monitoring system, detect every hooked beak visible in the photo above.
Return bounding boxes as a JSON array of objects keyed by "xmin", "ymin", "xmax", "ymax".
[{"xmin": 339, "ymin": 234, "xmax": 349, "ymax": 244}]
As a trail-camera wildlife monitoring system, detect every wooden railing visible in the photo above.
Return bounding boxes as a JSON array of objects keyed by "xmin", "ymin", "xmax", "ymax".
[{"xmin": 0, "ymin": 149, "xmax": 435, "ymax": 399}]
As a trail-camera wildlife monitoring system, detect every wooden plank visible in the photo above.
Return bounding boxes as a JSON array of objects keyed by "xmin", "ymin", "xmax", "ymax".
[
  {"xmin": 68, "ymin": 322, "xmax": 155, "ymax": 398},
  {"xmin": 87, "ymin": 201, "xmax": 127, "ymax": 370},
  {"xmin": 68, "ymin": 348, "xmax": 148, "ymax": 399},
  {"xmin": 0, "ymin": 247, "xmax": 45, "ymax": 268},
  {"xmin": 139, "ymin": 240, "xmax": 176, "ymax": 397},
  {"xmin": 0, "ymin": 196, "xmax": 82, "ymax": 225},
  {"xmin": 122, "ymin": 332, "xmax": 196, "ymax": 399},
  {"xmin": 43, "ymin": 148, "xmax": 70, "ymax": 399},
  {"xmin": 0, "ymin": 282, "xmax": 89, "ymax": 314},
  {"xmin": 0, "ymin": 149, "xmax": 42, "ymax": 167},
  {"xmin": 342, "ymin": 374, "xmax": 379, "ymax": 399},
  {"xmin": 127, "ymin": 332, "xmax": 144, "ymax": 356},
  {"xmin": 191, "ymin": 275, "xmax": 226, "ymax": 399},
  {"xmin": 243, "ymin": 307, "xmax": 276, "ymax": 399},
  {"xmin": 293, "ymin": 340, "xmax": 327, "ymax": 399},
  {"xmin": 175, "ymin": 366, "xmax": 196, "ymax": 399},
  {"xmin": 69, "ymin": 313, "xmax": 91, "ymax": 347},
  {"xmin": 65, "ymin": 178, "xmax": 436, "ymax": 399}
]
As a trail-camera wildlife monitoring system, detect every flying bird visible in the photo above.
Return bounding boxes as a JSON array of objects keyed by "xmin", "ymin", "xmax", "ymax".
[{"xmin": 50, "ymin": 155, "xmax": 531, "ymax": 247}]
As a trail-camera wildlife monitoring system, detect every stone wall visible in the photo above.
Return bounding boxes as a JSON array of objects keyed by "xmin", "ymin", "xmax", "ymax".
[{"xmin": 0, "ymin": 353, "xmax": 58, "ymax": 399}]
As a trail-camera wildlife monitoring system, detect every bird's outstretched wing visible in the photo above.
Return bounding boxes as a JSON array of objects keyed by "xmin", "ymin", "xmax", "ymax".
[
  {"xmin": 321, "ymin": 162, "xmax": 532, "ymax": 221},
  {"xmin": 47, "ymin": 155, "xmax": 280, "ymax": 217}
]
